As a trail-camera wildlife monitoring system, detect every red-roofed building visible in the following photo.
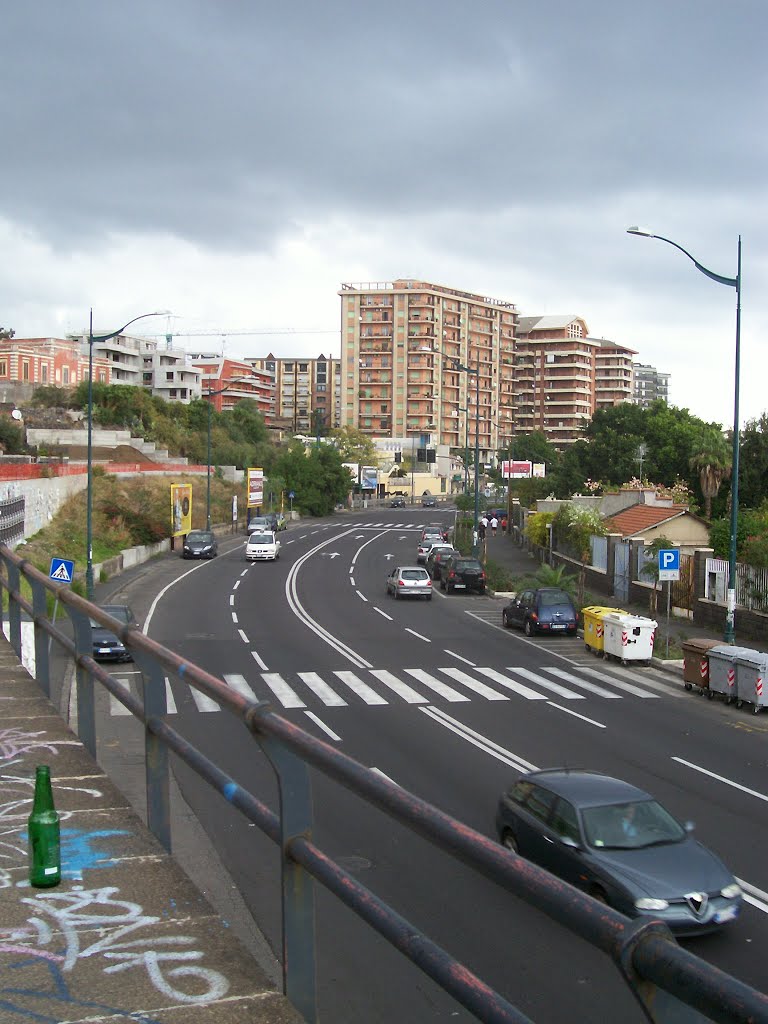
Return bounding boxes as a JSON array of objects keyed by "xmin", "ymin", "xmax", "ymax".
[
  {"xmin": 0, "ymin": 337, "xmax": 111, "ymax": 388},
  {"xmin": 604, "ymin": 503, "xmax": 710, "ymax": 551},
  {"xmin": 191, "ymin": 356, "xmax": 275, "ymax": 424}
]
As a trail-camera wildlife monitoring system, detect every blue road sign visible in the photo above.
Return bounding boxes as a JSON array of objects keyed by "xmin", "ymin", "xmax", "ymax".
[
  {"xmin": 288, "ymin": 490, "xmax": 295, "ymax": 499},
  {"xmin": 49, "ymin": 557, "xmax": 75, "ymax": 584},
  {"xmin": 658, "ymin": 548, "xmax": 680, "ymax": 581}
]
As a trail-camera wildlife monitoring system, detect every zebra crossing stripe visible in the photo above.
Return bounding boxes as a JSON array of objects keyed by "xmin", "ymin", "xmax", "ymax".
[
  {"xmin": 109, "ymin": 677, "xmax": 132, "ymax": 716},
  {"xmin": 297, "ymin": 672, "xmax": 348, "ymax": 706},
  {"xmin": 165, "ymin": 677, "xmax": 177, "ymax": 714},
  {"xmin": 190, "ymin": 687, "xmax": 221, "ymax": 712},
  {"xmin": 224, "ymin": 673, "xmax": 260, "ymax": 702},
  {"xmin": 473, "ymin": 667, "xmax": 549, "ymax": 700},
  {"xmin": 333, "ymin": 670, "xmax": 388, "ymax": 705},
  {"xmin": 403, "ymin": 668, "xmax": 470, "ymax": 702},
  {"xmin": 542, "ymin": 666, "xmax": 623, "ymax": 698},
  {"xmin": 438, "ymin": 667, "xmax": 509, "ymax": 700},
  {"xmin": 260, "ymin": 673, "xmax": 306, "ymax": 708},
  {"xmin": 507, "ymin": 667, "xmax": 588, "ymax": 701},
  {"xmin": 369, "ymin": 669, "xmax": 428, "ymax": 703},
  {"xmin": 571, "ymin": 665, "xmax": 661, "ymax": 698}
]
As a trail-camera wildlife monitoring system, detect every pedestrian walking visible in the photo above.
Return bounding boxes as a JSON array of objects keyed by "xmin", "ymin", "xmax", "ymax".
[
  {"xmin": 501, "ymin": 516, "xmax": 508, "ymax": 534},
  {"xmin": 478, "ymin": 519, "xmax": 486, "ymax": 541},
  {"xmin": 490, "ymin": 515, "xmax": 498, "ymax": 537}
]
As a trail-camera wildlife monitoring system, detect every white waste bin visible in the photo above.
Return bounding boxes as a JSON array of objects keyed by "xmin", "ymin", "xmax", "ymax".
[
  {"xmin": 708, "ymin": 645, "xmax": 754, "ymax": 703},
  {"xmin": 602, "ymin": 613, "xmax": 657, "ymax": 665}
]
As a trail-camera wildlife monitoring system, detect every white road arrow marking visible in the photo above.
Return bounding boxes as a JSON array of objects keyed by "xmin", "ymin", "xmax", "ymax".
[
  {"xmin": 322, "ymin": 552, "xmax": 341, "ymax": 558},
  {"xmin": 384, "ymin": 553, "xmax": 395, "ymax": 560}
]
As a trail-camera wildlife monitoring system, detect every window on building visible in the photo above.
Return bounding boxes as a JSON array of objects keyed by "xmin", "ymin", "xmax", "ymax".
[
  {"xmin": 23, "ymin": 360, "xmax": 31, "ymax": 382},
  {"xmin": 166, "ymin": 371, "xmax": 174, "ymax": 381},
  {"xmin": 61, "ymin": 365, "xmax": 68, "ymax": 385},
  {"xmin": 41, "ymin": 364, "xmax": 48, "ymax": 383},
  {"xmin": 299, "ymin": 363, "xmax": 308, "ymax": 372},
  {"xmin": 0, "ymin": 359, "xmax": 6, "ymax": 376},
  {"xmin": 98, "ymin": 371, "xmax": 107, "ymax": 383},
  {"xmin": 285, "ymin": 362, "xmax": 294, "ymax": 371}
]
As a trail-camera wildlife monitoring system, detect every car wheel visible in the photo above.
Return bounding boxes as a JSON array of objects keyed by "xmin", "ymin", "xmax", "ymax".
[
  {"xmin": 447, "ymin": 583, "xmax": 454, "ymax": 593},
  {"xmin": 440, "ymin": 579, "xmax": 446, "ymax": 592},
  {"xmin": 524, "ymin": 619, "xmax": 534, "ymax": 637},
  {"xmin": 501, "ymin": 831, "xmax": 519, "ymax": 854},
  {"xmin": 503, "ymin": 612, "xmax": 509, "ymax": 628}
]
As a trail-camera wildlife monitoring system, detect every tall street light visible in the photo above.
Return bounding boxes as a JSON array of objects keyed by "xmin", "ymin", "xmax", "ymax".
[
  {"xmin": 204, "ymin": 376, "xmax": 261, "ymax": 529},
  {"xmin": 627, "ymin": 227, "xmax": 742, "ymax": 643},
  {"xmin": 86, "ymin": 310, "xmax": 168, "ymax": 600},
  {"xmin": 452, "ymin": 406, "xmax": 470, "ymax": 493}
]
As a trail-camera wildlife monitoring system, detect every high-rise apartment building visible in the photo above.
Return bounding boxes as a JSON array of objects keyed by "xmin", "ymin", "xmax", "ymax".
[
  {"xmin": 514, "ymin": 316, "xmax": 597, "ymax": 445},
  {"xmin": 339, "ymin": 280, "xmax": 518, "ymax": 460},
  {"xmin": 632, "ymin": 362, "xmax": 670, "ymax": 408},
  {"xmin": 593, "ymin": 338, "xmax": 637, "ymax": 411},
  {"xmin": 246, "ymin": 353, "xmax": 341, "ymax": 435}
]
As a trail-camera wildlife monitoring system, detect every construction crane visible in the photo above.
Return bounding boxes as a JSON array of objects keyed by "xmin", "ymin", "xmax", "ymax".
[{"xmin": 138, "ymin": 326, "xmax": 339, "ymax": 350}]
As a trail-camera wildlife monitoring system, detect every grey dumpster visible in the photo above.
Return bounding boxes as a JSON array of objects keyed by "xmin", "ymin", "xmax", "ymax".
[
  {"xmin": 734, "ymin": 649, "xmax": 768, "ymax": 714},
  {"xmin": 707, "ymin": 645, "xmax": 754, "ymax": 703}
]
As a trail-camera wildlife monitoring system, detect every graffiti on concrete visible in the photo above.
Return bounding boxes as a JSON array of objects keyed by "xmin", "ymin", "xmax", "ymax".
[
  {"xmin": 1, "ymin": 884, "xmax": 230, "ymax": 1004},
  {"xmin": 0, "ymin": 728, "xmax": 77, "ymax": 763}
]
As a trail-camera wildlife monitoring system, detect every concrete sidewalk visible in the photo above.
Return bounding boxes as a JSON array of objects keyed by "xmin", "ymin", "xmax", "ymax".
[{"xmin": 0, "ymin": 637, "xmax": 303, "ymax": 1024}]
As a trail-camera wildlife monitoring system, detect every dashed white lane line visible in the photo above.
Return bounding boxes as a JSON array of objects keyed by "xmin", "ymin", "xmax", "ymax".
[
  {"xmin": 546, "ymin": 702, "xmax": 606, "ymax": 728},
  {"xmin": 233, "ymin": 580, "xmax": 241, "ymax": 590},
  {"xmin": 444, "ymin": 649, "xmax": 475, "ymax": 667},
  {"xmin": 251, "ymin": 650, "xmax": 269, "ymax": 671},
  {"xmin": 304, "ymin": 711, "xmax": 341, "ymax": 741},
  {"xmin": 672, "ymin": 757, "xmax": 768, "ymax": 803},
  {"xmin": 356, "ymin": 590, "xmax": 368, "ymax": 602},
  {"xmin": 240, "ymin": 568, "xmax": 249, "ymax": 577},
  {"xmin": 238, "ymin": 629, "xmax": 249, "ymax": 644},
  {"xmin": 349, "ymin": 566, "xmax": 354, "ymax": 574},
  {"xmin": 350, "ymin": 577, "xmax": 356, "ymax": 586},
  {"xmin": 404, "ymin": 628, "xmax": 431, "ymax": 643},
  {"xmin": 231, "ymin": 612, "xmax": 238, "ymax": 624},
  {"xmin": 374, "ymin": 607, "xmax": 393, "ymax": 620},
  {"xmin": 229, "ymin": 595, "xmax": 235, "ymax": 606}
]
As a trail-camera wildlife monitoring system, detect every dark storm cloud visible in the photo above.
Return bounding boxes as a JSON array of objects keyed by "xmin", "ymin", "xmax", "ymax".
[{"xmin": 3, "ymin": 0, "xmax": 765, "ymax": 251}]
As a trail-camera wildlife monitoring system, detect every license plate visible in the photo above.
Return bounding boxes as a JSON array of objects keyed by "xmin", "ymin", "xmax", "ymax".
[
  {"xmin": 714, "ymin": 906, "xmax": 739, "ymax": 923},
  {"xmin": 454, "ymin": 583, "xmax": 466, "ymax": 589},
  {"xmin": 98, "ymin": 647, "xmax": 112, "ymax": 654},
  {"xmin": 550, "ymin": 624, "xmax": 567, "ymax": 630}
]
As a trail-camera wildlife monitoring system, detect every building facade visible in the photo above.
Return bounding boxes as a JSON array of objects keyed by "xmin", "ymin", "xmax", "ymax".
[
  {"xmin": 191, "ymin": 356, "xmax": 275, "ymax": 422},
  {"xmin": 633, "ymin": 362, "xmax": 670, "ymax": 408},
  {"xmin": 0, "ymin": 337, "xmax": 111, "ymax": 390},
  {"xmin": 141, "ymin": 340, "xmax": 202, "ymax": 403},
  {"xmin": 246, "ymin": 353, "xmax": 341, "ymax": 435},
  {"xmin": 514, "ymin": 315, "xmax": 597, "ymax": 445},
  {"xmin": 339, "ymin": 279, "xmax": 518, "ymax": 462},
  {"xmin": 593, "ymin": 337, "xmax": 637, "ymax": 412}
]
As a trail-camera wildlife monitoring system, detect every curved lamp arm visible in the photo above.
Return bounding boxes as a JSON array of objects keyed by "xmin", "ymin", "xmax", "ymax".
[
  {"xmin": 627, "ymin": 228, "xmax": 737, "ymax": 288},
  {"xmin": 91, "ymin": 310, "xmax": 170, "ymax": 344}
]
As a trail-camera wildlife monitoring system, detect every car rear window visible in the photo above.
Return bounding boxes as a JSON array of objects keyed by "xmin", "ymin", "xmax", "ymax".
[
  {"xmin": 539, "ymin": 591, "xmax": 572, "ymax": 607},
  {"xmin": 402, "ymin": 569, "xmax": 429, "ymax": 580},
  {"xmin": 455, "ymin": 560, "xmax": 482, "ymax": 571}
]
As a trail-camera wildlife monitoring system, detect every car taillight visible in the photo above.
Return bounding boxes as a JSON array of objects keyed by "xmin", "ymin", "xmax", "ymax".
[
  {"xmin": 479, "ymin": 572, "xmax": 486, "ymax": 580},
  {"xmin": 427, "ymin": 579, "xmax": 432, "ymax": 586},
  {"xmin": 449, "ymin": 571, "xmax": 456, "ymax": 579},
  {"xmin": 398, "ymin": 579, "xmax": 405, "ymax": 586},
  {"xmin": 530, "ymin": 612, "xmax": 538, "ymax": 622}
]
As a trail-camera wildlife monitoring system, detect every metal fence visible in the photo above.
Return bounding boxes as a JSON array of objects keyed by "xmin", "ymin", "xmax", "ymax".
[{"xmin": 2, "ymin": 544, "xmax": 767, "ymax": 1024}]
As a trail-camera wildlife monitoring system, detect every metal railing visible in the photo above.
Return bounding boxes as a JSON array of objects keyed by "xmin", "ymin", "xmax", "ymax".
[{"xmin": 2, "ymin": 543, "xmax": 767, "ymax": 1024}]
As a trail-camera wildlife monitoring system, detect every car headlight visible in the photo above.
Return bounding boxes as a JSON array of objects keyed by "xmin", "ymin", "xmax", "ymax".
[
  {"xmin": 634, "ymin": 898, "xmax": 669, "ymax": 911},
  {"xmin": 721, "ymin": 883, "xmax": 742, "ymax": 899},
  {"xmin": 202, "ymin": 545, "xmax": 211, "ymax": 551}
]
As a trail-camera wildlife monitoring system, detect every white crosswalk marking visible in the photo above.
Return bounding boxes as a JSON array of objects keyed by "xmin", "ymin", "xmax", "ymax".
[
  {"xmin": 298, "ymin": 672, "xmax": 348, "ymax": 706},
  {"xmin": 438, "ymin": 667, "xmax": 509, "ymax": 700},
  {"xmin": 369, "ymin": 669, "xmax": 428, "ymax": 703},
  {"xmin": 568, "ymin": 665, "xmax": 661, "ymax": 698},
  {"xmin": 260, "ymin": 673, "xmax": 306, "ymax": 708},
  {"xmin": 473, "ymin": 667, "xmax": 550, "ymax": 700},
  {"xmin": 505, "ymin": 666, "xmax": 587, "ymax": 701},
  {"xmin": 165, "ymin": 677, "xmax": 177, "ymax": 714},
  {"xmin": 190, "ymin": 687, "xmax": 221, "ymax": 712},
  {"xmin": 109, "ymin": 677, "xmax": 132, "ymax": 716},
  {"xmin": 334, "ymin": 670, "xmax": 388, "ymax": 705},
  {"xmin": 403, "ymin": 668, "xmax": 469, "ymax": 702},
  {"xmin": 224, "ymin": 673, "xmax": 260, "ymax": 702},
  {"xmin": 541, "ymin": 667, "xmax": 623, "ymax": 698}
]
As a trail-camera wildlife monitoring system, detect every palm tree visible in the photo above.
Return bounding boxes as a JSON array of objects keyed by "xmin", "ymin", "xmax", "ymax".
[{"xmin": 690, "ymin": 442, "xmax": 732, "ymax": 520}]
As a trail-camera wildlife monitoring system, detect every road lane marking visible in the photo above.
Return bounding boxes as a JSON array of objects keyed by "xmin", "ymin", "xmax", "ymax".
[
  {"xmin": 304, "ymin": 711, "xmax": 341, "ymax": 741},
  {"xmin": 233, "ymin": 580, "xmax": 240, "ymax": 590},
  {"xmin": 356, "ymin": 590, "xmax": 368, "ymax": 602},
  {"xmin": 190, "ymin": 688, "xmax": 220, "ymax": 712},
  {"xmin": 507, "ymin": 667, "xmax": 587, "ymax": 700},
  {"xmin": 444, "ymin": 649, "xmax": 476, "ymax": 666},
  {"xmin": 349, "ymin": 566, "xmax": 354, "ymax": 574},
  {"xmin": 369, "ymin": 669, "xmax": 428, "ymax": 703},
  {"xmin": 240, "ymin": 569, "xmax": 248, "ymax": 577},
  {"xmin": 298, "ymin": 672, "xmax": 347, "ymax": 706},
  {"xmin": 420, "ymin": 707, "xmax": 538, "ymax": 771},
  {"xmin": 229, "ymin": 595, "xmax": 235, "ymax": 606},
  {"xmin": 565, "ymin": 664, "xmax": 661, "ymax": 698},
  {"xmin": 334, "ymin": 670, "xmax": 388, "ymax": 705},
  {"xmin": 238, "ymin": 629, "xmax": 249, "ymax": 644},
  {"xmin": 349, "ymin": 577, "xmax": 356, "ymax": 585},
  {"xmin": 109, "ymin": 677, "xmax": 132, "ymax": 716},
  {"xmin": 736, "ymin": 879, "xmax": 768, "ymax": 915},
  {"xmin": 373, "ymin": 607, "xmax": 393, "ymax": 620},
  {"xmin": 672, "ymin": 757, "xmax": 768, "ymax": 802},
  {"xmin": 474, "ymin": 667, "xmax": 548, "ymax": 700},
  {"xmin": 404, "ymin": 628, "xmax": 431, "ymax": 643},
  {"xmin": 261, "ymin": 673, "xmax": 306, "ymax": 708},
  {"xmin": 543, "ymin": 666, "xmax": 622, "ymax": 698},
  {"xmin": 370, "ymin": 767, "xmax": 399, "ymax": 785},
  {"xmin": 251, "ymin": 650, "xmax": 269, "ymax": 671},
  {"xmin": 231, "ymin": 612, "xmax": 238, "ymax": 623},
  {"xmin": 438, "ymin": 667, "xmax": 509, "ymax": 701},
  {"xmin": 164, "ymin": 678, "xmax": 177, "ymax": 714},
  {"xmin": 224, "ymin": 673, "xmax": 259, "ymax": 702},
  {"xmin": 403, "ymin": 669, "xmax": 469, "ymax": 702},
  {"xmin": 546, "ymin": 703, "xmax": 606, "ymax": 728}
]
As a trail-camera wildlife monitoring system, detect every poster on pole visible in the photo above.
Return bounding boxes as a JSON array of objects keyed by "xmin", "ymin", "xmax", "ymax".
[
  {"xmin": 361, "ymin": 466, "xmax": 378, "ymax": 490},
  {"xmin": 247, "ymin": 468, "xmax": 264, "ymax": 508},
  {"xmin": 170, "ymin": 484, "xmax": 192, "ymax": 536}
]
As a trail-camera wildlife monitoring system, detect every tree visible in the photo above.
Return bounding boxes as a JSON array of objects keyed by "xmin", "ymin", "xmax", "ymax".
[
  {"xmin": 738, "ymin": 414, "xmax": 768, "ymax": 510},
  {"xmin": 328, "ymin": 425, "xmax": 377, "ymax": 465},
  {"xmin": 689, "ymin": 432, "xmax": 731, "ymax": 520},
  {"xmin": 273, "ymin": 441, "xmax": 352, "ymax": 516}
]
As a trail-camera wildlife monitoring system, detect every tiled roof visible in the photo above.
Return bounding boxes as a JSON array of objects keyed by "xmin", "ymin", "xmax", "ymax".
[
  {"xmin": 517, "ymin": 315, "xmax": 582, "ymax": 333},
  {"xmin": 603, "ymin": 504, "xmax": 690, "ymax": 537}
]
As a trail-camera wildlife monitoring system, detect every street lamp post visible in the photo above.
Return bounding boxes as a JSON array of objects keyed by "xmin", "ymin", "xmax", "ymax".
[
  {"xmin": 204, "ymin": 376, "xmax": 260, "ymax": 530},
  {"xmin": 86, "ymin": 309, "xmax": 167, "ymax": 600},
  {"xmin": 627, "ymin": 227, "xmax": 742, "ymax": 642}
]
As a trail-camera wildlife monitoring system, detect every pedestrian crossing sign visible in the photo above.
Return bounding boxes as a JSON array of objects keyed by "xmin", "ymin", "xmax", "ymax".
[{"xmin": 49, "ymin": 557, "xmax": 75, "ymax": 584}]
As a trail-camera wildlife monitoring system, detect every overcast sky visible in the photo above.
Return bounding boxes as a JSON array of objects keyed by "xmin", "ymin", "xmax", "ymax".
[{"xmin": 3, "ymin": 1, "xmax": 766, "ymax": 430}]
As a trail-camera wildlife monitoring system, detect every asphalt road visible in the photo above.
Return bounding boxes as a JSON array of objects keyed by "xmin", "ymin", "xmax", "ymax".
[{"xmin": 97, "ymin": 507, "xmax": 768, "ymax": 1023}]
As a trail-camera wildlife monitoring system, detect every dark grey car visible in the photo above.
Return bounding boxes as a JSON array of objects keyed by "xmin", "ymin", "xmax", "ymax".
[
  {"xmin": 182, "ymin": 530, "xmax": 218, "ymax": 559},
  {"xmin": 495, "ymin": 769, "xmax": 742, "ymax": 935},
  {"xmin": 502, "ymin": 587, "xmax": 577, "ymax": 636},
  {"xmin": 90, "ymin": 605, "xmax": 138, "ymax": 662}
]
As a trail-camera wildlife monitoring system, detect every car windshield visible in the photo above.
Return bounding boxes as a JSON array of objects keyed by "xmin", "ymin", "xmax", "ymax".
[
  {"xmin": 539, "ymin": 591, "xmax": 571, "ymax": 607},
  {"xmin": 582, "ymin": 799, "xmax": 686, "ymax": 850},
  {"xmin": 90, "ymin": 607, "xmax": 132, "ymax": 628},
  {"xmin": 249, "ymin": 533, "xmax": 274, "ymax": 544},
  {"xmin": 401, "ymin": 569, "xmax": 429, "ymax": 580},
  {"xmin": 187, "ymin": 531, "xmax": 212, "ymax": 543}
]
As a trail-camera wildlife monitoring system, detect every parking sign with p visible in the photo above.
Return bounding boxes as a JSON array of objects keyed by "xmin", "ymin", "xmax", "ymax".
[{"xmin": 658, "ymin": 548, "xmax": 680, "ymax": 581}]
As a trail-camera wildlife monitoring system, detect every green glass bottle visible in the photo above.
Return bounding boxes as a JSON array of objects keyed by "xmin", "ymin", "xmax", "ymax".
[{"xmin": 28, "ymin": 765, "xmax": 61, "ymax": 887}]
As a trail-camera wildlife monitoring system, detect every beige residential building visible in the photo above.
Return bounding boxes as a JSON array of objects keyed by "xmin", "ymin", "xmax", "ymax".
[
  {"xmin": 339, "ymin": 279, "xmax": 518, "ymax": 461},
  {"xmin": 514, "ymin": 315, "xmax": 598, "ymax": 446},
  {"xmin": 593, "ymin": 337, "xmax": 637, "ymax": 411},
  {"xmin": 246, "ymin": 353, "xmax": 341, "ymax": 435}
]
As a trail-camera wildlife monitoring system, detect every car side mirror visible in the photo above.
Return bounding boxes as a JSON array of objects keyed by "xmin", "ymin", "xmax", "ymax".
[{"xmin": 684, "ymin": 820, "xmax": 695, "ymax": 833}]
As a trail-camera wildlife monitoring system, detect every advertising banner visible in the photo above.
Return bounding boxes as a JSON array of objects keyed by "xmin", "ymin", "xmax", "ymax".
[
  {"xmin": 171, "ymin": 484, "xmax": 192, "ymax": 536},
  {"xmin": 361, "ymin": 466, "xmax": 378, "ymax": 490},
  {"xmin": 247, "ymin": 468, "xmax": 264, "ymax": 508},
  {"xmin": 532, "ymin": 463, "xmax": 546, "ymax": 478},
  {"xmin": 501, "ymin": 460, "xmax": 532, "ymax": 479}
]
